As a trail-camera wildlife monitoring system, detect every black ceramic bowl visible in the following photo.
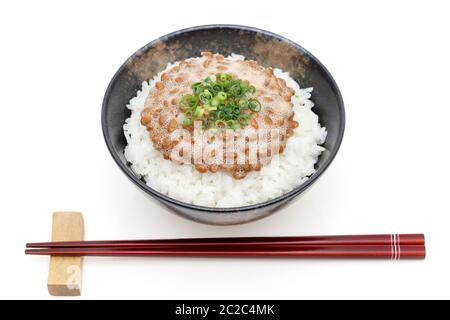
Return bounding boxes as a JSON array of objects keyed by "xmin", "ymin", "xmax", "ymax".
[{"xmin": 102, "ymin": 25, "xmax": 345, "ymax": 225}]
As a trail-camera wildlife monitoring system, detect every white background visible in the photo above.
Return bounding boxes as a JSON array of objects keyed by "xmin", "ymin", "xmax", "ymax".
[{"xmin": 1, "ymin": 0, "xmax": 449, "ymax": 299}]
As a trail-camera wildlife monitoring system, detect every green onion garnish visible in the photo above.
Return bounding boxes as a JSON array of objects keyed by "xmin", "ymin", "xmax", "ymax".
[
  {"xmin": 183, "ymin": 118, "xmax": 192, "ymax": 126},
  {"xmin": 217, "ymin": 91, "xmax": 227, "ymax": 101},
  {"xmin": 194, "ymin": 106, "xmax": 204, "ymax": 118},
  {"xmin": 179, "ymin": 73, "xmax": 262, "ymax": 130},
  {"xmin": 248, "ymin": 99, "xmax": 262, "ymax": 112},
  {"xmin": 215, "ymin": 120, "xmax": 227, "ymax": 128}
]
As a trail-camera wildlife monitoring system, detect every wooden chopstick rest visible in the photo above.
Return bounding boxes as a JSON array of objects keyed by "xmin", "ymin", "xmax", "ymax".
[{"xmin": 47, "ymin": 212, "xmax": 84, "ymax": 296}]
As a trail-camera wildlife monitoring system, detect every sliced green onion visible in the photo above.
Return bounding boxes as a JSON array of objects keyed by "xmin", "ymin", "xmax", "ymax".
[
  {"xmin": 248, "ymin": 99, "xmax": 262, "ymax": 112},
  {"xmin": 204, "ymin": 105, "xmax": 217, "ymax": 112},
  {"xmin": 192, "ymin": 82, "xmax": 203, "ymax": 94},
  {"xmin": 203, "ymin": 118, "xmax": 211, "ymax": 128},
  {"xmin": 215, "ymin": 120, "xmax": 227, "ymax": 128},
  {"xmin": 237, "ymin": 113, "xmax": 251, "ymax": 126},
  {"xmin": 211, "ymin": 83, "xmax": 223, "ymax": 93},
  {"xmin": 211, "ymin": 97, "xmax": 221, "ymax": 107},
  {"xmin": 238, "ymin": 98, "xmax": 247, "ymax": 107},
  {"xmin": 217, "ymin": 110, "xmax": 226, "ymax": 120},
  {"xmin": 226, "ymin": 120, "xmax": 236, "ymax": 129},
  {"xmin": 218, "ymin": 73, "xmax": 232, "ymax": 82},
  {"xmin": 199, "ymin": 90, "xmax": 213, "ymax": 104},
  {"xmin": 194, "ymin": 106, "xmax": 204, "ymax": 118},
  {"xmin": 180, "ymin": 95, "xmax": 198, "ymax": 109},
  {"xmin": 183, "ymin": 118, "xmax": 192, "ymax": 126},
  {"xmin": 221, "ymin": 80, "xmax": 231, "ymax": 90},
  {"xmin": 217, "ymin": 91, "xmax": 227, "ymax": 101},
  {"xmin": 229, "ymin": 84, "xmax": 244, "ymax": 96}
]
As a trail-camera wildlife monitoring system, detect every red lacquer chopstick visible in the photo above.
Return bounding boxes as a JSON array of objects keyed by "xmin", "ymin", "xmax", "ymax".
[
  {"xmin": 25, "ymin": 244, "xmax": 426, "ymax": 259},
  {"xmin": 26, "ymin": 234, "xmax": 425, "ymax": 248}
]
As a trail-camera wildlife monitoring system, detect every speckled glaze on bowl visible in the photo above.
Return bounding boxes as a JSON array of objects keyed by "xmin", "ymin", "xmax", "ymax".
[{"xmin": 102, "ymin": 25, "xmax": 345, "ymax": 225}]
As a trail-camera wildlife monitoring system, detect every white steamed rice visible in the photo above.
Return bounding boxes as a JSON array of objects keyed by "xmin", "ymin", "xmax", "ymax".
[{"xmin": 123, "ymin": 54, "xmax": 327, "ymax": 208}]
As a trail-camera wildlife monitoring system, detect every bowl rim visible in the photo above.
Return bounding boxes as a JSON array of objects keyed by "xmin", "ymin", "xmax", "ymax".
[{"xmin": 102, "ymin": 24, "xmax": 345, "ymax": 213}]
